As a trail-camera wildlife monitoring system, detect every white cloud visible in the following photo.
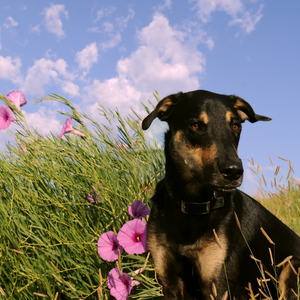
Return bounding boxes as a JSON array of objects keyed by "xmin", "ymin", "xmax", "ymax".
[
  {"xmin": 155, "ymin": 0, "xmax": 172, "ymax": 11},
  {"xmin": 190, "ymin": 0, "xmax": 263, "ymax": 33},
  {"xmin": 102, "ymin": 22, "xmax": 114, "ymax": 32},
  {"xmin": 94, "ymin": 6, "xmax": 117, "ymax": 23},
  {"xmin": 30, "ymin": 24, "xmax": 41, "ymax": 33},
  {"xmin": 144, "ymin": 118, "xmax": 168, "ymax": 148},
  {"xmin": 25, "ymin": 107, "xmax": 61, "ymax": 136},
  {"xmin": 4, "ymin": 16, "xmax": 18, "ymax": 28},
  {"xmin": 83, "ymin": 12, "xmax": 206, "ymax": 122},
  {"xmin": 101, "ymin": 32, "xmax": 122, "ymax": 51},
  {"xmin": 190, "ymin": 0, "xmax": 243, "ymax": 22},
  {"xmin": 43, "ymin": 4, "xmax": 68, "ymax": 38},
  {"xmin": 117, "ymin": 12, "xmax": 205, "ymax": 96},
  {"xmin": 230, "ymin": 4, "xmax": 264, "ymax": 34},
  {"xmin": 83, "ymin": 77, "xmax": 142, "ymax": 119},
  {"xmin": 61, "ymin": 81, "xmax": 80, "ymax": 98},
  {"xmin": 75, "ymin": 43, "xmax": 98, "ymax": 70},
  {"xmin": 116, "ymin": 8, "xmax": 135, "ymax": 30},
  {"xmin": 0, "ymin": 55, "xmax": 23, "ymax": 85},
  {"xmin": 22, "ymin": 58, "xmax": 72, "ymax": 95}
]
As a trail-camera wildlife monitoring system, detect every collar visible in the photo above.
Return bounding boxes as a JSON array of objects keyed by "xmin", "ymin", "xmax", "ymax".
[{"xmin": 181, "ymin": 192, "xmax": 225, "ymax": 215}]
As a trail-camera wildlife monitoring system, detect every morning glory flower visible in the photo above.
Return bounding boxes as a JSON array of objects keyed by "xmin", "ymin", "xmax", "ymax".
[
  {"xmin": 107, "ymin": 267, "xmax": 133, "ymax": 300},
  {"xmin": 0, "ymin": 106, "xmax": 15, "ymax": 130},
  {"xmin": 116, "ymin": 142, "xmax": 129, "ymax": 150},
  {"xmin": 128, "ymin": 200, "xmax": 150, "ymax": 219},
  {"xmin": 88, "ymin": 184, "xmax": 103, "ymax": 203},
  {"xmin": 97, "ymin": 231, "xmax": 123, "ymax": 262},
  {"xmin": 117, "ymin": 219, "xmax": 147, "ymax": 255},
  {"xmin": 58, "ymin": 117, "xmax": 85, "ymax": 138},
  {"xmin": 6, "ymin": 91, "xmax": 27, "ymax": 110}
]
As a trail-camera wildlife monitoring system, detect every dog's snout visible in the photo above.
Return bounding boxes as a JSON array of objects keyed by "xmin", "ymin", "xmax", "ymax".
[{"xmin": 220, "ymin": 162, "xmax": 243, "ymax": 181}]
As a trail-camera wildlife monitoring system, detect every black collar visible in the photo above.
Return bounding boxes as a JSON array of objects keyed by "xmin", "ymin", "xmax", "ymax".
[{"xmin": 181, "ymin": 192, "xmax": 225, "ymax": 215}]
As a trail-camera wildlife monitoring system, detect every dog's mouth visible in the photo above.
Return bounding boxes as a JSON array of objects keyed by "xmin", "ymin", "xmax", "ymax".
[
  {"xmin": 212, "ymin": 179, "xmax": 242, "ymax": 192},
  {"xmin": 213, "ymin": 186, "xmax": 237, "ymax": 193}
]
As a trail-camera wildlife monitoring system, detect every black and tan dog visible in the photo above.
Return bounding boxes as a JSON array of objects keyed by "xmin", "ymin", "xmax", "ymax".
[{"xmin": 142, "ymin": 90, "xmax": 300, "ymax": 300}]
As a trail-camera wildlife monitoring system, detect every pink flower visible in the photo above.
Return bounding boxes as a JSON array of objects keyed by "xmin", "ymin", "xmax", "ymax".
[
  {"xmin": 88, "ymin": 194, "xmax": 95, "ymax": 203},
  {"xmin": 116, "ymin": 142, "xmax": 129, "ymax": 150},
  {"xmin": 117, "ymin": 219, "xmax": 147, "ymax": 255},
  {"xmin": 6, "ymin": 91, "xmax": 27, "ymax": 110},
  {"xmin": 97, "ymin": 231, "xmax": 123, "ymax": 262},
  {"xmin": 0, "ymin": 106, "xmax": 15, "ymax": 130},
  {"xmin": 88, "ymin": 185, "xmax": 102, "ymax": 203},
  {"xmin": 107, "ymin": 268, "xmax": 133, "ymax": 300},
  {"xmin": 19, "ymin": 144, "xmax": 27, "ymax": 153},
  {"xmin": 58, "ymin": 117, "xmax": 85, "ymax": 138},
  {"xmin": 128, "ymin": 201, "xmax": 150, "ymax": 219}
]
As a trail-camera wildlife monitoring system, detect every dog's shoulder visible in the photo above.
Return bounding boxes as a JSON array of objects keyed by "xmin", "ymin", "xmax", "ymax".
[{"xmin": 233, "ymin": 189, "xmax": 300, "ymax": 255}]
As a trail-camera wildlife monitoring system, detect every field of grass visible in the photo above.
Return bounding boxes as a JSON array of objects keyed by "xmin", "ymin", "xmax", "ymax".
[
  {"xmin": 0, "ymin": 94, "xmax": 165, "ymax": 299},
  {"xmin": 248, "ymin": 157, "xmax": 300, "ymax": 235},
  {"xmin": 0, "ymin": 93, "xmax": 299, "ymax": 299}
]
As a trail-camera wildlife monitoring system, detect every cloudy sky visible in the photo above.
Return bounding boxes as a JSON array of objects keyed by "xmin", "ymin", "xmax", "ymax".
[{"xmin": 0, "ymin": 0, "xmax": 299, "ymax": 194}]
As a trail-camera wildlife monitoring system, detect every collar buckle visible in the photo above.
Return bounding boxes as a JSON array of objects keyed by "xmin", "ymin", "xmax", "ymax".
[
  {"xmin": 181, "ymin": 194, "xmax": 224, "ymax": 215},
  {"xmin": 181, "ymin": 200, "xmax": 211, "ymax": 215}
]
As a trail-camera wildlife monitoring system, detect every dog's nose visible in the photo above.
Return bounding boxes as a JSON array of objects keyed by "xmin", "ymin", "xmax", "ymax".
[{"xmin": 220, "ymin": 162, "xmax": 243, "ymax": 181}]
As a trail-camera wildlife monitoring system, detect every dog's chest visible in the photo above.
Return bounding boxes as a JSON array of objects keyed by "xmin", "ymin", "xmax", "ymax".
[{"xmin": 179, "ymin": 231, "xmax": 228, "ymax": 284}]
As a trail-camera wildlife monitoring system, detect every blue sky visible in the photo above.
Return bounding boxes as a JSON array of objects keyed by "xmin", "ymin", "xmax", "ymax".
[{"xmin": 0, "ymin": 0, "xmax": 299, "ymax": 194}]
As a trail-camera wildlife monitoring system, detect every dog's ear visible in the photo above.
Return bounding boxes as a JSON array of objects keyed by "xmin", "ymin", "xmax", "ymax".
[
  {"xmin": 142, "ymin": 93, "xmax": 181, "ymax": 130},
  {"xmin": 230, "ymin": 96, "xmax": 271, "ymax": 123}
]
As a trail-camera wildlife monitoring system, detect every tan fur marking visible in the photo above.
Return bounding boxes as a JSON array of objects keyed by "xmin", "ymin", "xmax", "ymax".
[
  {"xmin": 173, "ymin": 131, "xmax": 217, "ymax": 194},
  {"xmin": 233, "ymin": 99, "xmax": 249, "ymax": 121},
  {"xmin": 174, "ymin": 131, "xmax": 217, "ymax": 168},
  {"xmin": 278, "ymin": 263, "xmax": 292, "ymax": 298},
  {"xmin": 147, "ymin": 232, "xmax": 168, "ymax": 278},
  {"xmin": 200, "ymin": 111, "xmax": 209, "ymax": 124},
  {"xmin": 198, "ymin": 232, "xmax": 228, "ymax": 283},
  {"xmin": 226, "ymin": 111, "xmax": 233, "ymax": 123},
  {"xmin": 233, "ymin": 98, "xmax": 245, "ymax": 109},
  {"xmin": 180, "ymin": 230, "xmax": 228, "ymax": 285},
  {"xmin": 159, "ymin": 98, "xmax": 173, "ymax": 113},
  {"xmin": 189, "ymin": 143, "xmax": 217, "ymax": 167},
  {"xmin": 173, "ymin": 131, "xmax": 194, "ymax": 180}
]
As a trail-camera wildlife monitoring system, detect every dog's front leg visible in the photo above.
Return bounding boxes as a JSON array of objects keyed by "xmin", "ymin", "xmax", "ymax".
[
  {"xmin": 149, "ymin": 245, "xmax": 187, "ymax": 299},
  {"xmin": 278, "ymin": 258, "xmax": 300, "ymax": 299}
]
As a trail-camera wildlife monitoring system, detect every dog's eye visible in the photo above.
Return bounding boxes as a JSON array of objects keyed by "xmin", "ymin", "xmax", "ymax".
[
  {"xmin": 232, "ymin": 124, "xmax": 240, "ymax": 131},
  {"xmin": 190, "ymin": 123, "xmax": 200, "ymax": 130}
]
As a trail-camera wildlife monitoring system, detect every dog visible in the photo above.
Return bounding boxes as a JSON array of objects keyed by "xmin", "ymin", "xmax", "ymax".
[{"xmin": 142, "ymin": 90, "xmax": 300, "ymax": 300}]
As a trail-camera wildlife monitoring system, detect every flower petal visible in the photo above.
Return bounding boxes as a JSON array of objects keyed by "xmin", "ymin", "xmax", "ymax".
[
  {"xmin": 107, "ymin": 268, "xmax": 132, "ymax": 300},
  {"xmin": 88, "ymin": 194, "xmax": 95, "ymax": 203},
  {"xmin": 72, "ymin": 129, "xmax": 85, "ymax": 137},
  {"xmin": 117, "ymin": 219, "xmax": 147, "ymax": 255},
  {"xmin": 65, "ymin": 117, "xmax": 73, "ymax": 132},
  {"xmin": 58, "ymin": 117, "xmax": 72, "ymax": 138},
  {"xmin": 6, "ymin": 91, "xmax": 27, "ymax": 110},
  {"xmin": 58, "ymin": 118, "xmax": 85, "ymax": 138},
  {"xmin": 128, "ymin": 200, "xmax": 150, "ymax": 219},
  {"xmin": 98, "ymin": 231, "xmax": 123, "ymax": 262},
  {"xmin": 0, "ymin": 106, "xmax": 14, "ymax": 130}
]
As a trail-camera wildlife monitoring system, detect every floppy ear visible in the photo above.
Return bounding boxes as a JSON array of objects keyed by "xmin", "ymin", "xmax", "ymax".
[
  {"xmin": 142, "ymin": 92, "xmax": 182, "ymax": 130},
  {"xmin": 230, "ymin": 96, "xmax": 271, "ymax": 123}
]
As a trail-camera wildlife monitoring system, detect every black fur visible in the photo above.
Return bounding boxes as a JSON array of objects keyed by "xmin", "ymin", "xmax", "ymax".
[{"xmin": 142, "ymin": 90, "xmax": 300, "ymax": 300}]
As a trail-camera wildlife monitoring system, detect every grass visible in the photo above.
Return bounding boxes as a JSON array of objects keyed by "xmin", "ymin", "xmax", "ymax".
[
  {"xmin": 249, "ymin": 156, "xmax": 300, "ymax": 235},
  {"xmin": 0, "ymin": 94, "xmax": 164, "ymax": 299},
  {"xmin": 0, "ymin": 92, "xmax": 299, "ymax": 299}
]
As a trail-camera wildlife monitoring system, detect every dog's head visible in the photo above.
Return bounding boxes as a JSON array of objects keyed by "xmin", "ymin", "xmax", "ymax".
[{"xmin": 142, "ymin": 90, "xmax": 271, "ymax": 194}]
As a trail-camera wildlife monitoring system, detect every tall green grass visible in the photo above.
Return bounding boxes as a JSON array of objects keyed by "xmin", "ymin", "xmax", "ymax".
[
  {"xmin": 0, "ymin": 93, "xmax": 299, "ymax": 299},
  {"xmin": 0, "ymin": 94, "xmax": 164, "ymax": 299},
  {"xmin": 248, "ymin": 156, "xmax": 300, "ymax": 235}
]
